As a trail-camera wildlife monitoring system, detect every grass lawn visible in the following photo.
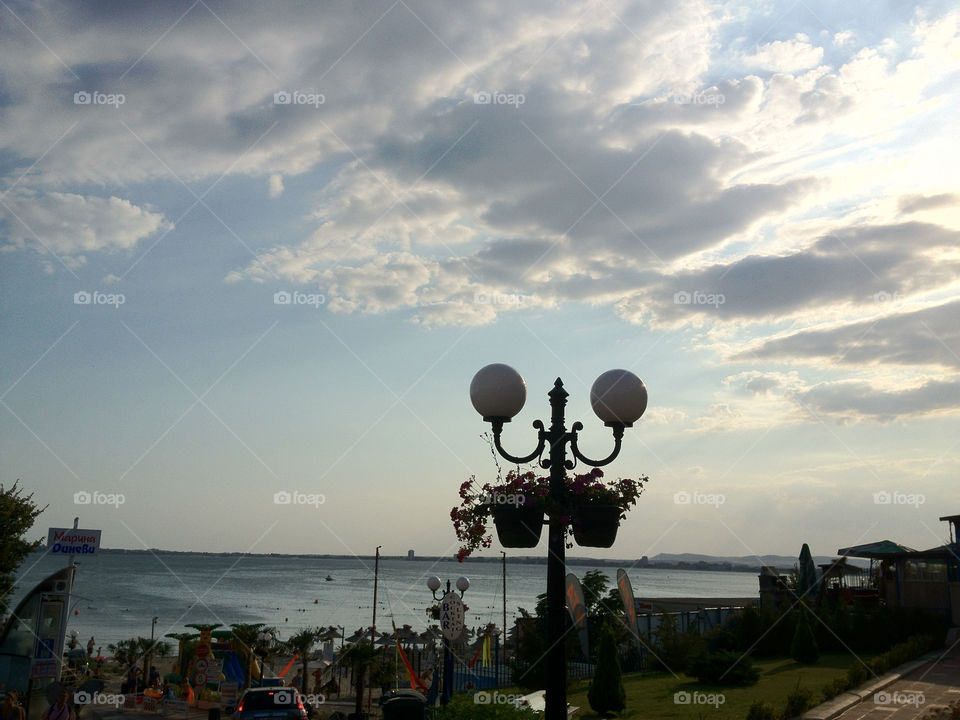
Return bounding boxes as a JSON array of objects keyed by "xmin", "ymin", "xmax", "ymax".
[{"xmin": 564, "ymin": 654, "xmax": 855, "ymax": 719}]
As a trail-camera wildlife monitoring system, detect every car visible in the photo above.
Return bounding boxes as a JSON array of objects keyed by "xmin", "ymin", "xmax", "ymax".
[{"xmin": 233, "ymin": 687, "xmax": 307, "ymax": 720}]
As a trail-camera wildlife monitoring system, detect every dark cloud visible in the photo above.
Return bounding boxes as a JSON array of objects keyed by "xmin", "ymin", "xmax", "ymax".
[
  {"xmin": 735, "ymin": 299, "xmax": 960, "ymax": 369},
  {"xmin": 797, "ymin": 378, "xmax": 960, "ymax": 422}
]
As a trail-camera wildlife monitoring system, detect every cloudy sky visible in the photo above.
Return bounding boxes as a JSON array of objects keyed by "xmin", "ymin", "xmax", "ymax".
[{"xmin": 2, "ymin": 0, "xmax": 958, "ymax": 563}]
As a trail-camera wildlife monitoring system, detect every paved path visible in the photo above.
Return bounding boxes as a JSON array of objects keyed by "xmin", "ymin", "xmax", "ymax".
[{"xmin": 816, "ymin": 644, "xmax": 960, "ymax": 720}]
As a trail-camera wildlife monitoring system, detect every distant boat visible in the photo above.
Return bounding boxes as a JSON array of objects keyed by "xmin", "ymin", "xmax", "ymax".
[{"xmin": 325, "ymin": 575, "xmax": 333, "ymax": 581}]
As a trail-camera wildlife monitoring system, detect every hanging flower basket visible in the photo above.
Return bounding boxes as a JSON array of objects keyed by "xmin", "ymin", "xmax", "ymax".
[
  {"xmin": 572, "ymin": 504, "xmax": 621, "ymax": 548},
  {"xmin": 492, "ymin": 505, "xmax": 544, "ymax": 547}
]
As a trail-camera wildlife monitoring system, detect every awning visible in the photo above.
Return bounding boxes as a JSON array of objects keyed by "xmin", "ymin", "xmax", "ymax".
[{"xmin": 837, "ymin": 540, "xmax": 915, "ymax": 558}]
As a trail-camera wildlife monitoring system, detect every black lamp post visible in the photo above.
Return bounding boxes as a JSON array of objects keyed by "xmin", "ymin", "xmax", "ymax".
[
  {"xmin": 427, "ymin": 575, "xmax": 469, "ymax": 706},
  {"xmin": 470, "ymin": 364, "xmax": 647, "ymax": 720}
]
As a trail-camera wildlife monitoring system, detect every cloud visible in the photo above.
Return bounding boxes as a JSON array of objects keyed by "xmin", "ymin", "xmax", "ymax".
[
  {"xmin": 743, "ymin": 34, "xmax": 825, "ymax": 72},
  {"xmin": 268, "ymin": 174, "xmax": 284, "ymax": 198},
  {"xmin": 0, "ymin": 191, "xmax": 172, "ymax": 258},
  {"xmin": 899, "ymin": 193, "xmax": 959, "ymax": 214},
  {"xmin": 796, "ymin": 378, "xmax": 960, "ymax": 423},
  {"xmin": 735, "ymin": 299, "xmax": 960, "ymax": 370}
]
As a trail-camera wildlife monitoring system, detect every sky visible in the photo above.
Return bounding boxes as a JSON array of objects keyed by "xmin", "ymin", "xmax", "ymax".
[{"xmin": 1, "ymin": 0, "xmax": 959, "ymax": 564}]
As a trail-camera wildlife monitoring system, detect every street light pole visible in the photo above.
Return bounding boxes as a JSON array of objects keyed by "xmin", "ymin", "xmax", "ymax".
[
  {"xmin": 470, "ymin": 365, "xmax": 647, "ymax": 720},
  {"xmin": 427, "ymin": 575, "xmax": 469, "ymax": 706}
]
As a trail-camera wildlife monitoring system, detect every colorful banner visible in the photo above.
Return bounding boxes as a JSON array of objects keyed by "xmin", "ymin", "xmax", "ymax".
[
  {"xmin": 565, "ymin": 573, "xmax": 589, "ymax": 657},
  {"xmin": 617, "ymin": 569, "xmax": 641, "ymax": 651}
]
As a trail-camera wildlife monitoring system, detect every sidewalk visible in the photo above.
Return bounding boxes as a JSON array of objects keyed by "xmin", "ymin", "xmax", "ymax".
[{"xmin": 802, "ymin": 641, "xmax": 960, "ymax": 720}]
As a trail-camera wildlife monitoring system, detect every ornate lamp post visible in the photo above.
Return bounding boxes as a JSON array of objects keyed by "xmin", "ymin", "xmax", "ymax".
[
  {"xmin": 427, "ymin": 575, "xmax": 469, "ymax": 706},
  {"xmin": 470, "ymin": 364, "xmax": 647, "ymax": 720}
]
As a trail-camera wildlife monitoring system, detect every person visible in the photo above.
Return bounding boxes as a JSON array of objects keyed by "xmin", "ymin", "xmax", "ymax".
[
  {"xmin": 148, "ymin": 666, "xmax": 160, "ymax": 688},
  {"xmin": 289, "ymin": 670, "xmax": 302, "ymax": 690},
  {"xmin": 40, "ymin": 690, "xmax": 74, "ymax": 720},
  {"xmin": 86, "ymin": 637, "xmax": 95, "ymax": 659},
  {"xmin": 1, "ymin": 690, "xmax": 26, "ymax": 720}
]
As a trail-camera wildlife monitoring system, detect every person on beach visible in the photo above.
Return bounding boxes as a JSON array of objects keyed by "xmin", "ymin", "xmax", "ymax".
[
  {"xmin": 1, "ymin": 690, "xmax": 25, "ymax": 720},
  {"xmin": 40, "ymin": 690, "xmax": 74, "ymax": 720},
  {"xmin": 86, "ymin": 637, "xmax": 95, "ymax": 659}
]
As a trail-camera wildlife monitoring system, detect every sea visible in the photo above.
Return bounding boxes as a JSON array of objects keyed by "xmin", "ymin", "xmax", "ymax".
[{"xmin": 8, "ymin": 551, "xmax": 759, "ymax": 650}]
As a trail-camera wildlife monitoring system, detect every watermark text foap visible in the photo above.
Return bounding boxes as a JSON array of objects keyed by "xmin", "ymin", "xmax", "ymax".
[
  {"xmin": 272, "ymin": 691, "xmax": 325, "ymax": 706},
  {"xmin": 672, "ymin": 91, "xmax": 725, "ymax": 107},
  {"xmin": 75, "ymin": 290, "xmax": 125, "ymax": 308},
  {"xmin": 481, "ymin": 491, "xmax": 525, "ymax": 506},
  {"xmin": 274, "ymin": 290, "xmax": 325, "ymax": 308},
  {"xmin": 273, "ymin": 490, "xmax": 325, "ymax": 508},
  {"xmin": 874, "ymin": 690, "xmax": 925, "ymax": 707},
  {"xmin": 872, "ymin": 291, "xmax": 905, "ymax": 304},
  {"xmin": 674, "ymin": 691, "xmax": 725, "ymax": 707},
  {"xmin": 74, "ymin": 691, "xmax": 125, "ymax": 708},
  {"xmin": 673, "ymin": 290, "xmax": 724, "ymax": 307},
  {"xmin": 474, "ymin": 291, "xmax": 525, "ymax": 306},
  {"xmin": 873, "ymin": 491, "xmax": 924, "ymax": 508},
  {"xmin": 274, "ymin": 91, "xmax": 325, "ymax": 107},
  {"xmin": 674, "ymin": 490, "xmax": 725, "ymax": 507},
  {"xmin": 474, "ymin": 691, "xmax": 525, "ymax": 706},
  {"xmin": 74, "ymin": 91, "xmax": 125, "ymax": 108},
  {"xmin": 74, "ymin": 490, "xmax": 125, "ymax": 508},
  {"xmin": 474, "ymin": 91, "xmax": 525, "ymax": 108}
]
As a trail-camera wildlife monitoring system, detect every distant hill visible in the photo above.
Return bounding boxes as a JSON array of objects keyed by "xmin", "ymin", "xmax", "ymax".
[{"xmin": 649, "ymin": 552, "xmax": 868, "ymax": 569}]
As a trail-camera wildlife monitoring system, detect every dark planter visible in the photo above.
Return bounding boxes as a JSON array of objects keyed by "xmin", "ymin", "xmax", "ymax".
[
  {"xmin": 572, "ymin": 504, "xmax": 621, "ymax": 547},
  {"xmin": 492, "ymin": 506, "xmax": 544, "ymax": 547}
]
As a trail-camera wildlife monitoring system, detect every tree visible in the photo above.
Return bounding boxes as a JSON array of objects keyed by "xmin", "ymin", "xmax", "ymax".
[
  {"xmin": 340, "ymin": 640, "xmax": 377, "ymax": 718},
  {"xmin": 790, "ymin": 608, "xmax": 820, "ymax": 664},
  {"xmin": 0, "ymin": 480, "xmax": 47, "ymax": 614},
  {"xmin": 587, "ymin": 623, "xmax": 626, "ymax": 717},
  {"xmin": 283, "ymin": 627, "xmax": 320, "ymax": 692}
]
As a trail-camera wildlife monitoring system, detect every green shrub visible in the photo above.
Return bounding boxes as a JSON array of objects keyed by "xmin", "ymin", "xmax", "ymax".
[
  {"xmin": 647, "ymin": 611, "xmax": 706, "ymax": 674},
  {"xmin": 820, "ymin": 676, "xmax": 849, "ymax": 702},
  {"xmin": 745, "ymin": 700, "xmax": 777, "ymax": 720},
  {"xmin": 790, "ymin": 609, "xmax": 820, "ymax": 664},
  {"xmin": 846, "ymin": 663, "xmax": 868, "ymax": 687},
  {"xmin": 587, "ymin": 623, "xmax": 626, "ymax": 717},
  {"xmin": 782, "ymin": 685, "xmax": 814, "ymax": 719},
  {"xmin": 687, "ymin": 650, "xmax": 760, "ymax": 686}
]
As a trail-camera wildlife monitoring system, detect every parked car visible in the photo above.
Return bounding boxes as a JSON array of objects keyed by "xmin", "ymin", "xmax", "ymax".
[{"xmin": 233, "ymin": 688, "xmax": 307, "ymax": 720}]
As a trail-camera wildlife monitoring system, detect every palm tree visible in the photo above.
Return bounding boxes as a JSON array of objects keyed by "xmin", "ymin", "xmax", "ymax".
[
  {"xmin": 340, "ymin": 641, "xmax": 377, "ymax": 718},
  {"xmin": 282, "ymin": 627, "xmax": 321, "ymax": 692},
  {"xmin": 230, "ymin": 624, "xmax": 267, "ymax": 687}
]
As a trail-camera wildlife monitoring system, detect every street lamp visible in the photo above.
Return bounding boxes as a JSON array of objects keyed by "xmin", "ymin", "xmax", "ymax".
[
  {"xmin": 427, "ymin": 575, "xmax": 469, "ymax": 706},
  {"xmin": 257, "ymin": 630, "xmax": 275, "ymax": 684},
  {"xmin": 470, "ymin": 364, "xmax": 646, "ymax": 720}
]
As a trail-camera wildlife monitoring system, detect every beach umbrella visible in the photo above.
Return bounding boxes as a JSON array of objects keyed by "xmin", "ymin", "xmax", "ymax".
[{"xmin": 345, "ymin": 628, "xmax": 368, "ymax": 643}]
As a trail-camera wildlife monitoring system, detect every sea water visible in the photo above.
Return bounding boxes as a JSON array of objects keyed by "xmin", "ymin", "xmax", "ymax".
[{"xmin": 8, "ymin": 552, "xmax": 758, "ymax": 649}]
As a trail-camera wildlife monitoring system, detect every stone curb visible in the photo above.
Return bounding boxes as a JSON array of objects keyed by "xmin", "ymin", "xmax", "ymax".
[{"xmin": 800, "ymin": 651, "xmax": 941, "ymax": 720}]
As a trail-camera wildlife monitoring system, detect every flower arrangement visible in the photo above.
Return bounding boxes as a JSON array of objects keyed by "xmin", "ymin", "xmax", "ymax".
[{"xmin": 451, "ymin": 467, "xmax": 648, "ymax": 561}]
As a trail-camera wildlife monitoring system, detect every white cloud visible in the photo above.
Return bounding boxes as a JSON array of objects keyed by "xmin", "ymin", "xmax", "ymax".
[
  {"xmin": 743, "ymin": 34, "xmax": 825, "ymax": 72},
  {"xmin": 268, "ymin": 173, "xmax": 284, "ymax": 198},
  {"xmin": 0, "ymin": 191, "xmax": 172, "ymax": 258}
]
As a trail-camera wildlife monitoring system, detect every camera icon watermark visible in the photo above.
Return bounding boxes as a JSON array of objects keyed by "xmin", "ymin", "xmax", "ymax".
[
  {"xmin": 273, "ymin": 290, "xmax": 326, "ymax": 308},
  {"xmin": 673, "ymin": 490, "xmax": 725, "ymax": 507},
  {"xmin": 274, "ymin": 91, "xmax": 325, "ymax": 107},
  {"xmin": 74, "ymin": 91, "xmax": 125, "ymax": 108},
  {"xmin": 473, "ymin": 291, "xmax": 525, "ymax": 306},
  {"xmin": 872, "ymin": 491, "xmax": 924, "ymax": 508},
  {"xmin": 74, "ymin": 490, "xmax": 125, "ymax": 508},
  {"xmin": 474, "ymin": 692, "xmax": 524, "ymax": 706},
  {"xmin": 872, "ymin": 291, "xmax": 905, "ymax": 304},
  {"xmin": 672, "ymin": 91, "xmax": 725, "ymax": 107},
  {"xmin": 273, "ymin": 490, "xmax": 325, "ymax": 508},
  {"xmin": 673, "ymin": 691, "xmax": 725, "ymax": 707},
  {"xmin": 74, "ymin": 290, "xmax": 125, "ymax": 308},
  {"xmin": 74, "ymin": 692, "xmax": 125, "ymax": 707},
  {"xmin": 673, "ymin": 290, "xmax": 725, "ymax": 307},
  {"xmin": 874, "ymin": 690, "xmax": 924, "ymax": 707},
  {"xmin": 473, "ymin": 90, "xmax": 525, "ymax": 107}
]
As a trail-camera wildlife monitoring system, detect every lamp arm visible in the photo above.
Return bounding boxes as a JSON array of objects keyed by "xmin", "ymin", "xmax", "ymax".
[
  {"xmin": 568, "ymin": 422, "xmax": 625, "ymax": 467},
  {"xmin": 491, "ymin": 420, "xmax": 547, "ymax": 465}
]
